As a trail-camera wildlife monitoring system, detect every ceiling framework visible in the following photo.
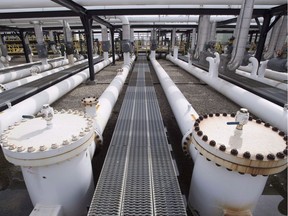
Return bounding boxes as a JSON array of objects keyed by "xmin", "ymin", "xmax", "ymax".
[{"xmin": 0, "ymin": 3, "xmax": 286, "ymax": 33}]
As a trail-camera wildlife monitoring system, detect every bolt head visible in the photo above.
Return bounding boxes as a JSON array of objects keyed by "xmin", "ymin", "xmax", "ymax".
[
  {"xmin": 39, "ymin": 145, "xmax": 47, "ymax": 151},
  {"xmin": 28, "ymin": 146, "xmax": 35, "ymax": 152},
  {"xmin": 51, "ymin": 144, "xmax": 58, "ymax": 149}
]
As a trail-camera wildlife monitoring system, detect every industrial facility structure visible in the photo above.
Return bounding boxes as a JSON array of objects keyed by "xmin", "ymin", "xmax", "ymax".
[{"xmin": 0, "ymin": 1, "xmax": 287, "ymax": 216}]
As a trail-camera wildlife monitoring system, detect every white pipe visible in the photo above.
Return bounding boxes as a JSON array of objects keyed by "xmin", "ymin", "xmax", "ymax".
[
  {"xmin": 248, "ymin": 56, "xmax": 259, "ymax": 77},
  {"xmin": 30, "ymin": 58, "xmax": 77, "ymax": 75},
  {"xmin": 150, "ymin": 51, "xmax": 199, "ymax": 159},
  {"xmin": 236, "ymin": 70, "xmax": 288, "ymax": 91},
  {"xmin": 94, "ymin": 54, "xmax": 136, "ymax": 135},
  {"xmin": 1, "ymin": 58, "xmax": 88, "ymax": 91},
  {"xmin": 0, "ymin": 56, "xmax": 62, "ymax": 72},
  {"xmin": 264, "ymin": 16, "xmax": 284, "ymax": 59},
  {"xmin": 167, "ymin": 55, "xmax": 288, "ymax": 133},
  {"xmin": 275, "ymin": 15, "xmax": 287, "ymax": 52},
  {"xmin": 0, "ymin": 57, "xmax": 65, "ymax": 84},
  {"xmin": 116, "ymin": 16, "xmax": 131, "ymax": 65},
  {"xmin": 0, "ymin": 56, "xmax": 117, "ymax": 134},
  {"xmin": 227, "ymin": 0, "xmax": 255, "ymax": 71},
  {"xmin": 101, "ymin": 25, "xmax": 109, "ymax": 60},
  {"xmin": 239, "ymin": 63, "xmax": 288, "ymax": 82},
  {"xmin": 194, "ymin": 15, "xmax": 210, "ymax": 59},
  {"xmin": 0, "ymin": 0, "xmax": 284, "ymax": 8},
  {"xmin": 209, "ymin": 21, "xmax": 217, "ymax": 41}
]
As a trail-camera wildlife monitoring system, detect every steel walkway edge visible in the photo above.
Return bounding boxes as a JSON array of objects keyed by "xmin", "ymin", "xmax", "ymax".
[{"xmin": 88, "ymin": 55, "xmax": 187, "ymax": 216}]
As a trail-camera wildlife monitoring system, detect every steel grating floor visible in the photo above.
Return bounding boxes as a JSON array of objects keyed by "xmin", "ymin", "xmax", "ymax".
[{"xmin": 88, "ymin": 55, "xmax": 187, "ymax": 216}]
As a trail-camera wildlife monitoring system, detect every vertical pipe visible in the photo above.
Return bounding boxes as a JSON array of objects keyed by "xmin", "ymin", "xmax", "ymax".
[
  {"xmin": 255, "ymin": 14, "xmax": 272, "ymax": 63},
  {"xmin": 194, "ymin": 15, "xmax": 210, "ymax": 59},
  {"xmin": 275, "ymin": 15, "xmax": 287, "ymax": 52},
  {"xmin": 33, "ymin": 22, "xmax": 48, "ymax": 65},
  {"xmin": 19, "ymin": 30, "xmax": 31, "ymax": 63},
  {"xmin": 63, "ymin": 20, "xmax": 75, "ymax": 65},
  {"xmin": 111, "ymin": 28, "xmax": 116, "ymax": 65},
  {"xmin": 227, "ymin": 0, "xmax": 255, "ymax": 71}
]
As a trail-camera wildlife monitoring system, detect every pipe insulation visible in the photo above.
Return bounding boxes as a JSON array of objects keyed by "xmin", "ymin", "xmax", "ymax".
[
  {"xmin": 0, "ymin": 57, "xmax": 65, "ymax": 84},
  {"xmin": 167, "ymin": 55, "xmax": 288, "ymax": 133},
  {"xmin": 194, "ymin": 15, "xmax": 210, "ymax": 59},
  {"xmin": 150, "ymin": 52, "xmax": 199, "ymax": 160},
  {"xmin": 275, "ymin": 16, "xmax": 287, "ymax": 52},
  {"xmin": 227, "ymin": 0, "xmax": 255, "ymax": 71},
  {"xmin": 264, "ymin": 16, "xmax": 284, "ymax": 59},
  {"xmin": 0, "ymin": 56, "xmax": 118, "ymax": 134},
  {"xmin": 94, "ymin": 54, "xmax": 136, "ymax": 135},
  {"xmin": 0, "ymin": 0, "xmax": 284, "ymax": 8},
  {"xmin": 1, "ymin": 57, "xmax": 88, "ymax": 91},
  {"xmin": 101, "ymin": 25, "xmax": 109, "ymax": 60}
]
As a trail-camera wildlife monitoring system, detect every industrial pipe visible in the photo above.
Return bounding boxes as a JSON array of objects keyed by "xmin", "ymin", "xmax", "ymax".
[
  {"xmin": 150, "ymin": 51, "xmax": 199, "ymax": 160},
  {"xmin": 236, "ymin": 57, "xmax": 288, "ymax": 91},
  {"xmin": 227, "ymin": 0, "xmax": 255, "ymax": 71},
  {"xmin": 81, "ymin": 54, "xmax": 135, "ymax": 159},
  {"xmin": 239, "ymin": 62, "xmax": 288, "ymax": 82},
  {"xmin": 167, "ymin": 55, "xmax": 288, "ymax": 133},
  {"xmin": 0, "ymin": 0, "xmax": 284, "ymax": 8},
  {"xmin": 194, "ymin": 15, "xmax": 210, "ymax": 59},
  {"xmin": 0, "ymin": 56, "xmax": 118, "ymax": 134},
  {"xmin": 0, "ymin": 57, "xmax": 89, "ymax": 92},
  {"xmin": 264, "ymin": 16, "xmax": 284, "ymax": 60},
  {"xmin": 0, "ymin": 57, "xmax": 73, "ymax": 84},
  {"xmin": 100, "ymin": 25, "xmax": 110, "ymax": 60}
]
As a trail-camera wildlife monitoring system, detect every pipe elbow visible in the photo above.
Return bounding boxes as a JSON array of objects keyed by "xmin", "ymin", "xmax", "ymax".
[
  {"xmin": 117, "ymin": 16, "xmax": 129, "ymax": 25},
  {"xmin": 249, "ymin": 57, "xmax": 259, "ymax": 76},
  {"xmin": 206, "ymin": 56, "xmax": 215, "ymax": 64},
  {"xmin": 214, "ymin": 52, "xmax": 220, "ymax": 65}
]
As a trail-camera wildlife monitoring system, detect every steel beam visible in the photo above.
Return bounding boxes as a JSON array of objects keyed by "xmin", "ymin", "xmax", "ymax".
[{"xmin": 255, "ymin": 13, "xmax": 272, "ymax": 63}]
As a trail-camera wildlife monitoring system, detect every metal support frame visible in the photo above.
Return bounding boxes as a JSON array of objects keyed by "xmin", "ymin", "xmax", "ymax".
[
  {"xmin": 254, "ymin": 13, "xmax": 272, "ymax": 63},
  {"xmin": 110, "ymin": 28, "xmax": 116, "ymax": 65},
  {"xmin": 18, "ymin": 30, "xmax": 30, "ymax": 63},
  {"xmin": 80, "ymin": 15, "xmax": 95, "ymax": 81}
]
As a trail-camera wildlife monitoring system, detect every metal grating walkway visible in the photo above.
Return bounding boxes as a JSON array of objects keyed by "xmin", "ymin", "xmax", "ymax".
[{"xmin": 88, "ymin": 55, "xmax": 187, "ymax": 216}]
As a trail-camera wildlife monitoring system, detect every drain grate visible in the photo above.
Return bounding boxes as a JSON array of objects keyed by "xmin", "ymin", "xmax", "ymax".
[{"xmin": 88, "ymin": 55, "xmax": 187, "ymax": 216}]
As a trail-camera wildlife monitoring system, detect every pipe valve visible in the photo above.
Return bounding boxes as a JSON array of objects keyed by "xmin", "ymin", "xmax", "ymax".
[
  {"xmin": 235, "ymin": 108, "xmax": 249, "ymax": 130},
  {"xmin": 40, "ymin": 104, "xmax": 54, "ymax": 126}
]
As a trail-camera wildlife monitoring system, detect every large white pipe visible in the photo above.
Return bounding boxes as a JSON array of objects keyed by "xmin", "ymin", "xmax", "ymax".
[
  {"xmin": 167, "ymin": 55, "xmax": 288, "ymax": 133},
  {"xmin": 118, "ymin": 16, "xmax": 131, "ymax": 65},
  {"xmin": 150, "ymin": 51, "xmax": 199, "ymax": 159},
  {"xmin": 275, "ymin": 16, "xmax": 287, "ymax": 52},
  {"xmin": 101, "ymin": 25, "xmax": 109, "ymax": 60},
  {"xmin": 239, "ymin": 63, "xmax": 288, "ymax": 82},
  {"xmin": 94, "ymin": 55, "xmax": 136, "ymax": 135},
  {"xmin": 264, "ymin": 16, "xmax": 284, "ymax": 59},
  {"xmin": 30, "ymin": 58, "xmax": 77, "ymax": 74},
  {"xmin": 194, "ymin": 15, "xmax": 210, "ymax": 59},
  {"xmin": 0, "ymin": 56, "xmax": 117, "ymax": 134},
  {"xmin": 1, "ymin": 58, "xmax": 89, "ymax": 91},
  {"xmin": 236, "ymin": 57, "xmax": 288, "ymax": 91},
  {"xmin": 0, "ymin": 56, "xmax": 62, "ymax": 72},
  {"xmin": 227, "ymin": 0, "xmax": 255, "ymax": 71},
  {"xmin": 0, "ymin": 0, "xmax": 284, "ymax": 8},
  {"xmin": 0, "ymin": 58, "xmax": 73, "ymax": 84}
]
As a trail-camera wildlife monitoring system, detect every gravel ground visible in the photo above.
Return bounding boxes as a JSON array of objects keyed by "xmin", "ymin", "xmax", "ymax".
[{"xmin": 0, "ymin": 57, "xmax": 286, "ymax": 216}]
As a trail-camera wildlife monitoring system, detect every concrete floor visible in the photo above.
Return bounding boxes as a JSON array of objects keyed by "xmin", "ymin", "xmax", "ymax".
[{"xmin": 0, "ymin": 56, "xmax": 286, "ymax": 216}]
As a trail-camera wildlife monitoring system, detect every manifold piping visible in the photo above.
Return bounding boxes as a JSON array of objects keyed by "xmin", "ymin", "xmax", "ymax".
[
  {"xmin": 167, "ymin": 55, "xmax": 287, "ymax": 133},
  {"xmin": 0, "ymin": 56, "xmax": 118, "ymax": 134}
]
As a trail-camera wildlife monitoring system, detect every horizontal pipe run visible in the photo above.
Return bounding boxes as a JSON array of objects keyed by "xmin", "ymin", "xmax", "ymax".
[
  {"xmin": 235, "ymin": 70, "xmax": 288, "ymax": 91},
  {"xmin": 167, "ymin": 54, "xmax": 287, "ymax": 133},
  {"xmin": 94, "ymin": 55, "xmax": 136, "ymax": 135},
  {"xmin": 1, "ymin": 58, "xmax": 91, "ymax": 91},
  {"xmin": 0, "ymin": 56, "xmax": 117, "ymax": 134},
  {"xmin": 150, "ymin": 51, "xmax": 199, "ymax": 159},
  {"xmin": 0, "ymin": 57, "xmax": 65, "ymax": 84}
]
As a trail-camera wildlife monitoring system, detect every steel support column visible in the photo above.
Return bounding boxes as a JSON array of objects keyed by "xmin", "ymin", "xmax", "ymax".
[
  {"xmin": 80, "ymin": 15, "xmax": 95, "ymax": 81},
  {"xmin": 110, "ymin": 28, "xmax": 116, "ymax": 65},
  {"xmin": 19, "ymin": 30, "xmax": 30, "ymax": 63},
  {"xmin": 255, "ymin": 14, "xmax": 272, "ymax": 63}
]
